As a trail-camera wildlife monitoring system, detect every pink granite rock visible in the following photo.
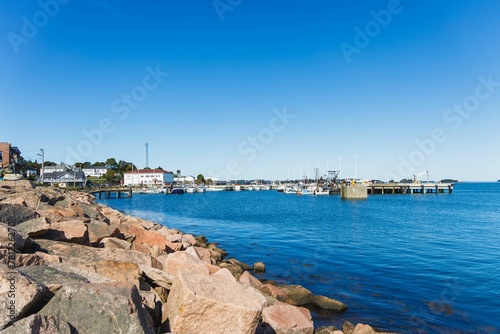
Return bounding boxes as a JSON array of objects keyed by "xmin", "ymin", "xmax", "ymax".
[
  {"xmin": 240, "ymin": 271, "xmax": 264, "ymax": 289},
  {"xmin": 261, "ymin": 304, "xmax": 314, "ymax": 334},
  {"xmin": 352, "ymin": 323, "xmax": 376, "ymax": 334},
  {"xmin": 166, "ymin": 271, "xmax": 265, "ymax": 334}
]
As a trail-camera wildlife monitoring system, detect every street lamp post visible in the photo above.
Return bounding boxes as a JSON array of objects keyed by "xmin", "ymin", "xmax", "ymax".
[{"xmin": 38, "ymin": 149, "xmax": 44, "ymax": 184}]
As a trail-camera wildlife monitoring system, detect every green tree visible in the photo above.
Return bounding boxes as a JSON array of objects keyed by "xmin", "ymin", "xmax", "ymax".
[
  {"xmin": 196, "ymin": 174, "xmax": 205, "ymax": 184},
  {"xmin": 105, "ymin": 158, "xmax": 118, "ymax": 170},
  {"xmin": 105, "ymin": 170, "xmax": 116, "ymax": 183}
]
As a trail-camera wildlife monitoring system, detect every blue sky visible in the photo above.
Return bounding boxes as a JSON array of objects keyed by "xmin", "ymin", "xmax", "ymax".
[{"xmin": 1, "ymin": 0, "xmax": 499, "ymax": 181}]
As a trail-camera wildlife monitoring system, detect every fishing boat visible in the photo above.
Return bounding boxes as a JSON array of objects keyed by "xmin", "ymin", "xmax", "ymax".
[
  {"xmin": 170, "ymin": 187, "xmax": 185, "ymax": 194},
  {"xmin": 185, "ymin": 185, "xmax": 197, "ymax": 193}
]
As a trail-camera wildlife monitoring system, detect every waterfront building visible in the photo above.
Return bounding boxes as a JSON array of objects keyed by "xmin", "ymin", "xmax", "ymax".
[
  {"xmin": 123, "ymin": 169, "xmax": 174, "ymax": 186},
  {"xmin": 43, "ymin": 170, "xmax": 86, "ymax": 187},
  {"xmin": 82, "ymin": 165, "xmax": 108, "ymax": 177},
  {"xmin": 0, "ymin": 142, "xmax": 22, "ymax": 174}
]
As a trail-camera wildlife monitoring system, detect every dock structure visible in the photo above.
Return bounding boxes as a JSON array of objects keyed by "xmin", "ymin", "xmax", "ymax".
[
  {"xmin": 367, "ymin": 182, "xmax": 454, "ymax": 195},
  {"xmin": 341, "ymin": 184, "xmax": 368, "ymax": 199},
  {"xmin": 88, "ymin": 187, "xmax": 132, "ymax": 199}
]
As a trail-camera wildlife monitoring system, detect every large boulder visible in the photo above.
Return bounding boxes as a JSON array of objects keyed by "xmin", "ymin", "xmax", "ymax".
[
  {"xmin": 312, "ymin": 295, "xmax": 347, "ymax": 312},
  {"xmin": 166, "ymin": 270, "xmax": 266, "ymax": 334},
  {"xmin": 86, "ymin": 221, "xmax": 120, "ymax": 245},
  {"xmin": 278, "ymin": 285, "xmax": 314, "ymax": 306},
  {"xmin": 314, "ymin": 326, "xmax": 342, "ymax": 334},
  {"xmin": 0, "ymin": 204, "xmax": 38, "ymax": 225},
  {"xmin": 0, "ymin": 180, "xmax": 35, "ymax": 189},
  {"xmin": 18, "ymin": 265, "xmax": 91, "ymax": 292},
  {"xmin": 0, "ymin": 264, "xmax": 49, "ymax": 329},
  {"xmin": 84, "ymin": 260, "xmax": 140, "ymax": 287},
  {"xmin": 239, "ymin": 271, "xmax": 264, "ymax": 289},
  {"xmin": 38, "ymin": 282, "xmax": 155, "ymax": 334},
  {"xmin": 35, "ymin": 239, "xmax": 162, "ymax": 269},
  {"xmin": 98, "ymin": 236, "xmax": 131, "ymax": 250},
  {"xmin": 0, "ymin": 223, "xmax": 32, "ymax": 250},
  {"xmin": 159, "ymin": 250, "xmax": 210, "ymax": 277},
  {"xmin": 352, "ymin": 323, "xmax": 376, "ymax": 334},
  {"xmin": 259, "ymin": 284, "xmax": 288, "ymax": 302},
  {"xmin": 42, "ymin": 219, "xmax": 89, "ymax": 244},
  {"xmin": 140, "ymin": 265, "xmax": 175, "ymax": 290},
  {"xmin": 0, "ymin": 314, "xmax": 72, "ymax": 334},
  {"xmin": 15, "ymin": 217, "xmax": 51, "ymax": 237},
  {"xmin": 261, "ymin": 304, "xmax": 314, "ymax": 334}
]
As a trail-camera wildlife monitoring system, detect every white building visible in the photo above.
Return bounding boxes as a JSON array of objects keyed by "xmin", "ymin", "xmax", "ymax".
[
  {"xmin": 82, "ymin": 166, "xmax": 108, "ymax": 177},
  {"xmin": 123, "ymin": 169, "xmax": 174, "ymax": 186},
  {"xmin": 174, "ymin": 175, "xmax": 196, "ymax": 183},
  {"xmin": 42, "ymin": 165, "xmax": 69, "ymax": 174}
]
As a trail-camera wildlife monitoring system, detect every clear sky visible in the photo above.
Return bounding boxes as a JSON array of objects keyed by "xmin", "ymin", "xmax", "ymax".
[{"xmin": 1, "ymin": 0, "xmax": 499, "ymax": 181}]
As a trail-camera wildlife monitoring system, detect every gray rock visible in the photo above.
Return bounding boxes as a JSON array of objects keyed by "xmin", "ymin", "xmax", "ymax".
[
  {"xmin": 312, "ymin": 295, "xmax": 348, "ymax": 312},
  {"xmin": 99, "ymin": 236, "xmax": 131, "ymax": 250},
  {"xmin": 0, "ymin": 223, "xmax": 33, "ymax": 250},
  {"xmin": 15, "ymin": 217, "xmax": 51, "ymax": 237},
  {"xmin": 278, "ymin": 285, "xmax": 313, "ymax": 306},
  {"xmin": 253, "ymin": 261, "xmax": 266, "ymax": 273},
  {"xmin": 87, "ymin": 220, "xmax": 120, "ymax": 245},
  {"xmin": 38, "ymin": 282, "xmax": 155, "ymax": 334},
  {"xmin": 0, "ymin": 204, "xmax": 38, "ymax": 225},
  {"xmin": 18, "ymin": 265, "xmax": 91, "ymax": 292},
  {"xmin": 0, "ymin": 264, "xmax": 49, "ymax": 329},
  {"xmin": 342, "ymin": 321, "xmax": 355, "ymax": 334},
  {"xmin": 314, "ymin": 326, "xmax": 341, "ymax": 334},
  {"xmin": 0, "ymin": 314, "xmax": 72, "ymax": 334},
  {"xmin": 35, "ymin": 239, "xmax": 162, "ymax": 269}
]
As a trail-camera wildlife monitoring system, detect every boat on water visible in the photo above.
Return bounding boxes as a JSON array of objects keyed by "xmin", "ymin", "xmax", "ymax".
[
  {"xmin": 261, "ymin": 185, "xmax": 271, "ymax": 191},
  {"xmin": 205, "ymin": 185, "xmax": 226, "ymax": 192},
  {"xmin": 170, "ymin": 188, "xmax": 185, "ymax": 194},
  {"xmin": 196, "ymin": 186, "xmax": 206, "ymax": 193},
  {"xmin": 139, "ymin": 186, "xmax": 166, "ymax": 194},
  {"xmin": 313, "ymin": 187, "xmax": 330, "ymax": 195},
  {"xmin": 234, "ymin": 184, "xmax": 242, "ymax": 191},
  {"xmin": 185, "ymin": 185, "xmax": 197, "ymax": 193}
]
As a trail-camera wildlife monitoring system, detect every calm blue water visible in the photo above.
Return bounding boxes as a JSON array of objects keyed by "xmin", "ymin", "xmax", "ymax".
[{"xmin": 99, "ymin": 183, "xmax": 500, "ymax": 333}]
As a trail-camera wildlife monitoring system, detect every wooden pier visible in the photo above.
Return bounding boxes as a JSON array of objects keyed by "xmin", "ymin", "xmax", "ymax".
[
  {"xmin": 367, "ymin": 182, "xmax": 454, "ymax": 195},
  {"xmin": 88, "ymin": 187, "xmax": 132, "ymax": 199}
]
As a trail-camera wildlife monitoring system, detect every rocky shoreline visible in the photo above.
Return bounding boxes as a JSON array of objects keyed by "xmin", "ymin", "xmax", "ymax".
[{"xmin": 0, "ymin": 181, "xmax": 394, "ymax": 334}]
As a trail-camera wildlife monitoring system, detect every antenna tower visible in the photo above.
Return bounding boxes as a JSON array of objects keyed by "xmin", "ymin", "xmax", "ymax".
[{"xmin": 145, "ymin": 143, "xmax": 149, "ymax": 168}]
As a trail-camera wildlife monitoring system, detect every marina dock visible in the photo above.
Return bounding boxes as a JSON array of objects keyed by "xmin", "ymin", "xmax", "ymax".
[
  {"xmin": 367, "ymin": 182, "xmax": 454, "ymax": 195},
  {"xmin": 89, "ymin": 187, "xmax": 132, "ymax": 199}
]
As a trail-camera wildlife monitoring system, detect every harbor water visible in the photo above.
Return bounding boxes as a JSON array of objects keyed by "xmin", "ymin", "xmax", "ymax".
[{"xmin": 98, "ymin": 182, "xmax": 500, "ymax": 333}]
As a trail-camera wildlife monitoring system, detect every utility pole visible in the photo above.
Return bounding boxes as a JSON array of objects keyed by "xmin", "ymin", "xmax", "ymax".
[
  {"xmin": 39, "ymin": 149, "xmax": 44, "ymax": 184},
  {"xmin": 339, "ymin": 157, "xmax": 342, "ymax": 180}
]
